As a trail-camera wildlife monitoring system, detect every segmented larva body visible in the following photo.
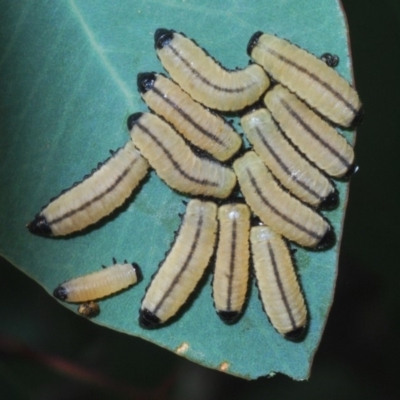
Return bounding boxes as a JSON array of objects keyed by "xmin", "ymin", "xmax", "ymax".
[
  {"xmin": 77, "ymin": 301, "xmax": 100, "ymax": 318},
  {"xmin": 248, "ymin": 32, "xmax": 363, "ymax": 128},
  {"xmin": 155, "ymin": 29, "xmax": 270, "ymax": 111},
  {"xmin": 213, "ymin": 203, "xmax": 250, "ymax": 324},
  {"xmin": 128, "ymin": 112, "xmax": 236, "ymax": 199},
  {"xmin": 233, "ymin": 151, "xmax": 333, "ymax": 249},
  {"xmin": 27, "ymin": 140, "xmax": 149, "ymax": 237},
  {"xmin": 241, "ymin": 108, "xmax": 338, "ymax": 209},
  {"xmin": 264, "ymin": 85, "xmax": 355, "ymax": 178},
  {"xmin": 140, "ymin": 199, "xmax": 218, "ymax": 328},
  {"xmin": 250, "ymin": 226, "xmax": 307, "ymax": 341},
  {"xmin": 53, "ymin": 262, "xmax": 142, "ymax": 303},
  {"xmin": 137, "ymin": 72, "xmax": 242, "ymax": 161}
]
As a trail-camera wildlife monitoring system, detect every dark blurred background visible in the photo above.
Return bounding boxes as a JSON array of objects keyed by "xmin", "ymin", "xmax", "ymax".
[{"xmin": 1, "ymin": 0, "xmax": 399, "ymax": 399}]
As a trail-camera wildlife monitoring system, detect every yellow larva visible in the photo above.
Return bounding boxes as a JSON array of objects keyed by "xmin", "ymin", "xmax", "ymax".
[
  {"xmin": 140, "ymin": 199, "xmax": 217, "ymax": 328},
  {"xmin": 264, "ymin": 85, "xmax": 356, "ymax": 178},
  {"xmin": 128, "ymin": 112, "xmax": 236, "ymax": 199},
  {"xmin": 250, "ymin": 226, "xmax": 307, "ymax": 341},
  {"xmin": 53, "ymin": 261, "xmax": 142, "ymax": 303},
  {"xmin": 241, "ymin": 108, "xmax": 338, "ymax": 209},
  {"xmin": 77, "ymin": 301, "xmax": 100, "ymax": 318},
  {"xmin": 27, "ymin": 140, "xmax": 149, "ymax": 237},
  {"xmin": 233, "ymin": 151, "xmax": 333, "ymax": 249},
  {"xmin": 155, "ymin": 29, "xmax": 270, "ymax": 111},
  {"xmin": 213, "ymin": 203, "xmax": 250, "ymax": 324},
  {"xmin": 247, "ymin": 32, "xmax": 363, "ymax": 128},
  {"xmin": 137, "ymin": 72, "xmax": 242, "ymax": 161}
]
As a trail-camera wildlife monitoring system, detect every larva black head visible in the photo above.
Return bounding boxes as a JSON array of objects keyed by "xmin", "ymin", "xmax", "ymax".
[
  {"xmin": 247, "ymin": 31, "xmax": 263, "ymax": 56},
  {"xmin": 137, "ymin": 72, "xmax": 157, "ymax": 94},
  {"xmin": 26, "ymin": 215, "xmax": 52, "ymax": 236},
  {"xmin": 349, "ymin": 105, "xmax": 364, "ymax": 129},
  {"xmin": 341, "ymin": 162, "xmax": 359, "ymax": 180},
  {"xmin": 218, "ymin": 310, "xmax": 240, "ymax": 325},
  {"xmin": 154, "ymin": 28, "xmax": 174, "ymax": 49},
  {"xmin": 320, "ymin": 188, "xmax": 339, "ymax": 211},
  {"xmin": 320, "ymin": 53, "xmax": 340, "ymax": 68},
  {"xmin": 53, "ymin": 285, "xmax": 68, "ymax": 301},
  {"xmin": 132, "ymin": 262, "xmax": 143, "ymax": 282},
  {"xmin": 316, "ymin": 227, "xmax": 336, "ymax": 251},
  {"xmin": 284, "ymin": 326, "xmax": 307, "ymax": 342},
  {"xmin": 139, "ymin": 308, "xmax": 161, "ymax": 329},
  {"xmin": 127, "ymin": 112, "xmax": 143, "ymax": 131}
]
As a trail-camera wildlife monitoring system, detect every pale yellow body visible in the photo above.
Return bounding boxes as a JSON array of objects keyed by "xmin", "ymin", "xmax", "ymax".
[
  {"xmin": 233, "ymin": 151, "xmax": 329, "ymax": 248},
  {"xmin": 141, "ymin": 74, "xmax": 242, "ymax": 161},
  {"xmin": 40, "ymin": 140, "xmax": 149, "ymax": 236},
  {"xmin": 241, "ymin": 108, "xmax": 334, "ymax": 207},
  {"xmin": 264, "ymin": 85, "xmax": 355, "ymax": 178},
  {"xmin": 141, "ymin": 199, "xmax": 218, "ymax": 324},
  {"xmin": 129, "ymin": 113, "xmax": 236, "ymax": 199},
  {"xmin": 250, "ymin": 33, "xmax": 362, "ymax": 127},
  {"xmin": 157, "ymin": 32, "xmax": 270, "ymax": 111},
  {"xmin": 58, "ymin": 263, "xmax": 140, "ymax": 302},
  {"xmin": 213, "ymin": 204, "xmax": 250, "ymax": 316},
  {"xmin": 250, "ymin": 226, "xmax": 307, "ymax": 335}
]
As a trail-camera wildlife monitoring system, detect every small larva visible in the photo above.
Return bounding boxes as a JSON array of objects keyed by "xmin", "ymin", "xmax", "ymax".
[
  {"xmin": 155, "ymin": 28, "xmax": 270, "ymax": 111},
  {"xmin": 250, "ymin": 225, "xmax": 307, "ymax": 341},
  {"xmin": 137, "ymin": 72, "xmax": 242, "ymax": 161},
  {"xmin": 27, "ymin": 140, "xmax": 149, "ymax": 237},
  {"xmin": 77, "ymin": 301, "xmax": 100, "ymax": 318},
  {"xmin": 264, "ymin": 85, "xmax": 356, "ymax": 178},
  {"xmin": 247, "ymin": 32, "xmax": 363, "ymax": 128},
  {"xmin": 213, "ymin": 203, "xmax": 250, "ymax": 324},
  {"xmin": 233, "ymin": 151, "xmax": 333, "ymax": 249},
  {"xmin": 128, "ymin": 112, "xmax": 236, "ymax": 199},
  {"xmin": 241, "ymin": 107, "xmax": 338, "ymax": 209},
  {"xmin": 53, "ymin": 261, "xmax": 142, "ymax": 303},
  {"xmin": 140, "ymin": 199, "xmax": 218, "ymax": 328}
]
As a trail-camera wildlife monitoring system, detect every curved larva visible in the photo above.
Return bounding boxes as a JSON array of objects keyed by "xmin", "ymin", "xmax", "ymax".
[
  {"xmin": 233, "ymin": 151, "xmax": 333, "ymax": 249},
  {"xmin": 27, "ymin": 140, "xmax": 149, "ymax": 237},
  {"xmin": 241, "ymin": 108, "xmax": 338, "ymax": 209},
  {"xmin": 247, "ymin": 32, "xmax": 363, "ymax": 128},
  {"xmin": 140, "ymin": 199, "xmax": 218, "ymax": 328},
  {"xmin": 250, "ymin": 226, "xmax": 307, "ymax": 341},
  {"xmin": 128, "ymin": 112, "xmax": 236, "ymax": 199},
  {"xmin": 137, "ymin": 72, "xmax": 242, "ymax": 161},
  {"xmin": 264, "ymin": 85, "xmax": 355, "ymax": 178},
  {"xmin": 77, "ymin": 301, "xmax": 100, "ymax": 318},
  {"xmin": 155, "ymin": 29, "xmax": 270, "ymax": 111},
  {"xmin": 53, "ymin": 262, "xmax": 142, "ymax": 303},
  {"xmin": 213, "ymin": 203, "xmax": 250, "ymax": 324}
]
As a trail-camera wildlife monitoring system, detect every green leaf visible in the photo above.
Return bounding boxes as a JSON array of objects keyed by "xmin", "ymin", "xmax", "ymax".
[{"xmin": 0, "ymin": 0, "xmax": 355, "ymax": 380}]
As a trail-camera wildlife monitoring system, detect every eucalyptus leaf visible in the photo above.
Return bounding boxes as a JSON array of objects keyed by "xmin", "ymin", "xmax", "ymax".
[{"xmin": 0, "ymin": 0, "xmax": 356, "ymax": 380}]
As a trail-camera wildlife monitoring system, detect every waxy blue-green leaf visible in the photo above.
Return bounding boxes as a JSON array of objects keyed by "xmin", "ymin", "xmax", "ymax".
[{"xmin": 0, "ymin": 0, "xmax": 355, "ymax": 380}]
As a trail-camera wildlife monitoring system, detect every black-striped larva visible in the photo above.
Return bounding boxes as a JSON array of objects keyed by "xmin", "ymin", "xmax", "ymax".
[
  {"xmin": 247, "ymin": 32, "xmax": 363, "ymax": 128},
  {"xmin": 128, "ymin": 112, "xmax": 236, "ymax": 199},
  {"xmin": 140, "ymin": 199, "xmax": 217, "ymax": 328},
  {"xmin": 53, "ymin": 261, "xmax": 142, "ymax": 302},
  {"xmin": 27, "ymin": 140, "xmax": 149, "ymax": 237},
  {"xmin": 213, "ymin": 203, "xmax": 250, "ymax": 324},
  {"xmin": 250, "ymin": 226, "xmax": 307, "ymax": 341},
  {"xmin": 264, "ymin": 85, "xmax": 356, "ymax": 178},
  {"xmin": 137, "ymin": 72, "xmax": 242, "ymax": 161},
  {"xmin": 241, "ymin": 108, "xmax": 338, "ymax": 209},
  {"xmin": 155, "ymin": 29, "xmax": 270, "ymax": 111},
  {"xmin": 77, "ymin": 301, "xmax": 100, "ymax": 318},
  {"xmin": 233, "ymin": 151, "xmax": 333, "ymax": 249}
]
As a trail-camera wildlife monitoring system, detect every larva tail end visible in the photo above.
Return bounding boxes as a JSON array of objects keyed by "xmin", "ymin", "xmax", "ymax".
[
  {"xmin": 349, "ymin": 105, "xmax": 364, "ymax": 129},
  {"xmin": 218, "ymin": 310, "xmax": 241, "ymax": 325},
  {"xmin": 137, "ymin": 72, "xmax": 157, "ymax": 94},
  {"xmin": 127, "ymin": 112, "xmax": 143, "ymax": 131},
  {"xmin": 139, "ymin": 308, "xmax": 161, "ymax": 329},
  {"xmin": 316, "ymin": 228, "xmax": 336, "ymax": 251},
  {"xmin": 132, "ymin": 262, "xmax": 143, "ymax": 282},
  {"xmin": 154, "ymin": 28, "xmax": 174, "ymax": 49},
  {"xmin": 247, "ymin": 31, "xmax": 263, "ymax": 56},
  {"xmin": 53, "ymin": 286, "xmax": 68, "ymax": 301},
  {"xmin": 284, "ymin": 326, "xmax": 307, "ymax": 342},
  {"xmin": 26, "ymin": 215, "xmax": 52, "ymax": 237},
  {"xmin": 319, "ymin": 188, "xmax": 339, "ymax": 211}
]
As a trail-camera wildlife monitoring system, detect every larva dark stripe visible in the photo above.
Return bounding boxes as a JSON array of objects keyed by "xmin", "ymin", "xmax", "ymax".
[
  {"xmin": 246, "ymin": 168, "xmax": 321, "ymax": 241},
  {"xmin": 150, "ymin": 84, "xmax": 225, "ymax": 147},
  {"xmin": 253, "ymin": 126, "xmax": 323, "ymax": 202},
  {"xmin": 135, "ymin": 120, "xmax": 219, "ymax": 188},
  {"xmin": 226, "ymin": 218, "xmax": 237, "ymax": 311},
  {"xmin": 280, "ymin": 99, "xmax": 351, "ymax": 169},
  {"xmin": 267, "ymin": 241, "xmax": 297, "ymax": 330}
]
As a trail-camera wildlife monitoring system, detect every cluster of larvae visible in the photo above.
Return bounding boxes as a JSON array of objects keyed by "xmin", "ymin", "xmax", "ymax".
[{"xmin": 27, "ymin": 29, "xmax": 362, "ymax": 341}]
